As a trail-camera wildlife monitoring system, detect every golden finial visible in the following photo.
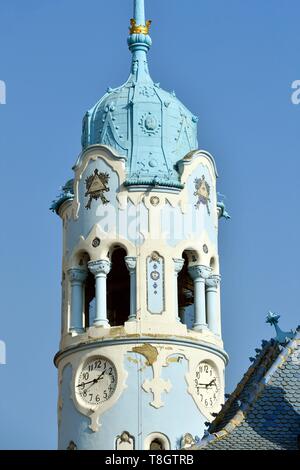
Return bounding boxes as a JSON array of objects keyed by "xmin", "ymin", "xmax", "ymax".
[{"xmin": 129, "ymin": 18, "xmax": 152, "ymax": 35}]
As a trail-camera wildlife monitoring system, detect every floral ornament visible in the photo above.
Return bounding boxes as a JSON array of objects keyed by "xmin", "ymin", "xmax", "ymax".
[
  {"xmin": 85, "ymin": 169, "xmax": 110, "ymax": 209},
  {"xmin": 194, "ymin": 175, "xmax": 211, "ymax": 215},
  {"xmin": 138, "ymin": 112, "xmax": 161, "ymax": 136}
]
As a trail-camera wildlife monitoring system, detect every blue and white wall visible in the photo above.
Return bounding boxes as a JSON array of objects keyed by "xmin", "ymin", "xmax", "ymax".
[{"xmin": 56, "ymin": 144, "xmax": 227, "ymax": 450}]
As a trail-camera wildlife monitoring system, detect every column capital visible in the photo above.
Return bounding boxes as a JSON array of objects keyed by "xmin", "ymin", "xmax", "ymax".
[
  {"xmin": 173, "ymin": 258, "xmax": 185, "ymax": 274},
  {"xmin": 188, "ymin": 264, "xmax": 211, "ymax": 280},
  {"xmin": 206, "ymin": 274, "xmax": 221, "ymax": 289},
  {"xmin": 88, "ymin": 259, "xmax": 111, "ymax": 276},
  {"xmin": 68, "ymin": 267, "xmax": 88, "ymax": 283},
  {"xmin": 125, "ymin": 256, "xmax": 137, "ymax": 272}
]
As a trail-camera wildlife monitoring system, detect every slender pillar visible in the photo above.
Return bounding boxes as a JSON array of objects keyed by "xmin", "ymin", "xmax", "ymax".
[
  {"xmin": 125, "ymin": 256, "xmax": 137, "ymax": 321},
  {"xmin": 173, "ymin": 258, "xmax": 185, "ymax": 322},
  {"xmin": 188, "ymin": 265, "xmax": 211, "ymax": 331},
  {"xmin": 206, "ymin": 275, "xmax": 221, "ymax": 336},
  {"xmin": 68, "ymin": 268, "xmax": 87, "ymax": 333},
  {"xmin": 88, "ymin": 260, "xmax": 111, "ymax": 327}
]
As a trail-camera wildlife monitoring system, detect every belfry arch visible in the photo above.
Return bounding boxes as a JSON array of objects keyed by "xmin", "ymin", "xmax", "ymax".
[
  {"xmin": 107, "ymin": 246, "xmax": 130, "ymax": 327},
  {"xmin": 178, "ymin": 250, "xmax": 196, "ymax": 328},
  {"xmin": 75, "ymin": 251, "xmax": 96, "ymax": 329}
]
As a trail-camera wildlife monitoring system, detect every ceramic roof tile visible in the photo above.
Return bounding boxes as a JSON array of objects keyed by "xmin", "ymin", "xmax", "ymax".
[{"xmin": 195, "ymin": 328, "xmax": 300, "ymax": 450}]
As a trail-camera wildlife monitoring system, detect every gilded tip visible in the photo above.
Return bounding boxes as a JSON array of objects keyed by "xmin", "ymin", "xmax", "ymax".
[{"xmin": 129, "ymin": 18, "xmax": 152, "ymax": 35}]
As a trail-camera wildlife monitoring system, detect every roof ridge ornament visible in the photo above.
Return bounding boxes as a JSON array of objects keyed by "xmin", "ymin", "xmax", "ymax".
[{"xmin": 266, "ymin": 311, "xmax": 294, "ymax": 344}]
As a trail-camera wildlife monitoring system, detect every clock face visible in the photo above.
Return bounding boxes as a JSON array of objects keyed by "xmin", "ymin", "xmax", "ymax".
[
  {"xmin": 76, "ymin": 356, "xmax": 117, "ymax": 406},
  {"xmin": 194, "ymin": 361, "xmax": 220, "ymax": 410}
]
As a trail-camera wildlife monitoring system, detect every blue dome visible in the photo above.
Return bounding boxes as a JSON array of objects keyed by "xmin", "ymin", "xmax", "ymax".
[{"xmin": 81, "ymin": 11, "xmax": 198, "ymax": 188}]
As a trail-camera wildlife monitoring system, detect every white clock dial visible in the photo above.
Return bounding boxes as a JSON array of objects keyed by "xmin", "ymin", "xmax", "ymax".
[
  {"xmin": 194, "ymin": 361, "xmax": 220, "ymax": 410},
  {"xmin": 76, "ymin": 356, "xmax": 117, "ymax": 406}
]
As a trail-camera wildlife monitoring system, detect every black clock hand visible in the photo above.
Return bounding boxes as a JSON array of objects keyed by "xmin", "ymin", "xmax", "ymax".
[
  {"xmin": 195, "ymin": 378, "xmax": 217, "ymax": 389},
  {"xmin": 77, "ymin": 370, "xmax": 106, "ymax": 389},
  {"xmin": 85, "ymin": 370, "xmax": 106, "ymax": 390},
  {"xmin": 97, "ymin": 370, "xmax": 106, "ymax": 380},
  {"xmin": 206, "ymin": 378, "xmax": 217, "ymax": 388},
  {"xmin": 93, "ymin": 370, "xmax": 106, "ymax": 383},
  {"xmin": 85, "ymin": 381, "xmax": 99, "ymax": 391},
  {"xmin": 76, "ymin": 378, "xmax": 97, "ymax": 388}
]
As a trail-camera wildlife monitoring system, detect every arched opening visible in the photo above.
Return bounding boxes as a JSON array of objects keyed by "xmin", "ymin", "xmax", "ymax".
[
  {"xmin": 107, "ymin": 247, "xmax": 130, "ymax": 327},
  {"xmin": 76, "ymin": 251, "xmax": 95, "ymax": 328},
  {"xmin": 144, "ymin": 432, "xmax": 170, "ymax": 450},
  {"xmin": 178, "ymin": 251, "xmax": 195, "ymax": 328},
  {"xmin": 150, "ymin": 438, "xmax": 164, "ymax": 450}
]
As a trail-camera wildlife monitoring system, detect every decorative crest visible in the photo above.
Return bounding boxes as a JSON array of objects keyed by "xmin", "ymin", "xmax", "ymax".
[
  {"xmin": 129, "ymin": 18, "xmax": 152, "ymax": 35},
  {"xmin": 194, "ymin": 175, "xmax": 211, "ymax": 215},
  {"xmin": 85, "ymin": 169, "xmax": 110, "ymax": 210}
]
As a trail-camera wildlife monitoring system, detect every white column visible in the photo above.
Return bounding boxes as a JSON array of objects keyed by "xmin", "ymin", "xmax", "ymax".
[
  {"xmin": 206, "ymin": 275, "xmax": 221, "ymax": 336},
  {"xmin": 88, "ymin": 260, "xmax": 111, "ymax": 327},
  {"xmin": 173, "ymin": 258, "xmax": 185, "ymax": 322},
  {"xmin": 68, "ymin": 268, "xmax": 87, "ymax": 333},
  {"xmin": 125, "ymin": 256, "xmax": 137, "ymax": 321},
  {"xmin": 188, "ymin": 265, "xmax": 211, "ymax": 331}
]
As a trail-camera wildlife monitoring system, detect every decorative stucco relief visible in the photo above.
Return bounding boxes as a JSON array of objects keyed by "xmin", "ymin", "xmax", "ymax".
[{"xmin": 130, "ymin": 344, "xmax": 172, "ymax": 409}]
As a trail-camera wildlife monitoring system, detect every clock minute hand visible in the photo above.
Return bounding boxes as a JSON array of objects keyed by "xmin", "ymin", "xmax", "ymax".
[
  {"xmin": 95, "ymin": 369, "xmax": 106, "ymax": 382},
  {"xmin": 206, "ymin": 378, "xmax": 217, "ymax": 388},
  {"xmin": 86, "ymin": 370, "xmax": 107, "ymax": 390}
]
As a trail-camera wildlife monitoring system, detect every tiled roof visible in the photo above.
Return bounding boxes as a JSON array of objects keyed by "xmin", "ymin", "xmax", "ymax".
[{"xmin": 196, "ymin": 327, "xmax": 300, "ymax": 450}]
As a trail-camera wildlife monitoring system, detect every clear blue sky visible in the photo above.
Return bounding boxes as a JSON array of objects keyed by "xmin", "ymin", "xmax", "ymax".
[{"xmin": 0, "ymin": 0, "xmax": 299, "ymax": 449}]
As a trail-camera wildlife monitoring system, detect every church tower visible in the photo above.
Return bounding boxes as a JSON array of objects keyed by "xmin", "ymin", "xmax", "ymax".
[{"xmin": 52, "ymin": 0, "xmax": 228, "ymax": 451}]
